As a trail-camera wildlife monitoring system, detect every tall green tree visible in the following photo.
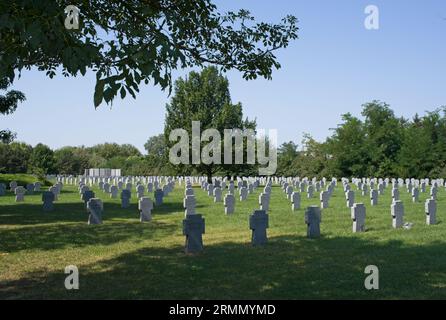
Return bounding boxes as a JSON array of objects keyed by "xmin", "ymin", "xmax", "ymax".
[
  {"xmin": 54, "ymin": 146, "xmax": 90, "ymax": 174},
  {"xmin": 325, "ymin": 113, "xmax": 369, "ymax": 177},
  {"xmin": 164, "ymin": 66, "xmax": 256, "ymax": 182},
  {"xmin": 361, "ymin": 101, "xmax": 404, "ymax": 176},
  {"xmin": 144, "ymin": 134, "xmax": 170, "ymax": 175},
  {"xmin": 0, "ymin": 142, "xmax": 32, "ymax": 173},
  {"xmin": 89, "ymin": 143, "xmax": 141, "ymax": 159},
  {"xmin": 1, "ymin": 0, "xmax": 298, "ymax": 107},
  {"xmin": 292, "ymin": 134, "xmax": 329, "ymax": 178},
  {"xmin": 144, "ymin": 134, "xmax": 167, "ymax": 158},
  {"xmin": 29, "ymin": 143, "xmax": 56, "ymax": 174}
]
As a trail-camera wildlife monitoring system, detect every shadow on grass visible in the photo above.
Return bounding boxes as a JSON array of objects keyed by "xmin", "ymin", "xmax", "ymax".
[
  {"xmin": 0, "ymin": 218, "xmax": 177, "ymax": 253},
  {"xmin": 0, "ymin": 197, "xmax": 187, "ymax": 226},
  {"xmin": 1, "ymin": 235, "xmax": 445, "ymax": 299}
]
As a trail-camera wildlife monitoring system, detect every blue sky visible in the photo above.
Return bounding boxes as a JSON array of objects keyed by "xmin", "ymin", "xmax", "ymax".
[{"xmin": 2, "ymin": 0, "xmax": 446, "ymax": 153}]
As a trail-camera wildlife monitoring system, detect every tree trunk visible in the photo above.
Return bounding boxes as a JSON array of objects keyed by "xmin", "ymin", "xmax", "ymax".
[{"xmin": 207, "ymin": 169, "xmax": 213, "ymax": 184}]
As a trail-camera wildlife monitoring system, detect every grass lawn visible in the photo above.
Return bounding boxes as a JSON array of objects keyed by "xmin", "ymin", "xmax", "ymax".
[{"xmin": 0, "ymin": 178, "xmax": 445, "ymax": 299}]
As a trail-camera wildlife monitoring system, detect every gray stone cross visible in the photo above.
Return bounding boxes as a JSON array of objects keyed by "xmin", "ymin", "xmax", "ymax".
[
  {"xmin": 183, "ymin": 214, "xmax": 205, "ymax": 254},
  {"xmin": 87, "ymin": 198, "xmax": 103, "ymax": 225},
  {"xmin": 305, "ymin": 206, "xmax": 321, "ymax": 238},
  {"xmin": 425, "ymin": 199, "xmax": 436, "ymax": 225},
  {"xmin": 249, "ymin": 210, "xmax": 269, "ymax": 246},
  {"xmin": 224, "ymin": 194, "xmax": 235, "ymax": 214},
  {"xmin": 351, "ymin": 203, "xmax": 366, "ymax": 232},
  {"xmin": 391, "ymin": 200, "xmax": 404, "ymax": 228},
  {"xmin": 139, "ymin": 197, "xmax": 154, "ymax": 222},
  {"xmin": 121, "ymin": 189, "xmax": 131, "ymax": 208}
]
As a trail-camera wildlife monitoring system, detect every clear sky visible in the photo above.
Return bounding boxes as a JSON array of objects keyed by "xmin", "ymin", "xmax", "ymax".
[{"xmin": 2, "ymin": 0, "xmax": 446, "ymax": 153}]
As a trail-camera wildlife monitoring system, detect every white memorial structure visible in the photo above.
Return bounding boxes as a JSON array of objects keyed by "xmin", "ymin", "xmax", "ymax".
[{"xmin": 84, "ymin": 168, "xmax": 122, "ymax": 177}]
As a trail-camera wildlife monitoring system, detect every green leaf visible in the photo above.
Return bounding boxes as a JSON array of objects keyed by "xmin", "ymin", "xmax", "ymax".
[
  {"xmin": 120, "ymin": 86, "xmax": 126, "ymax": 99},
  {"xmin": 94, "ymin": 80, "xmax": 105, "ymax": 108}
]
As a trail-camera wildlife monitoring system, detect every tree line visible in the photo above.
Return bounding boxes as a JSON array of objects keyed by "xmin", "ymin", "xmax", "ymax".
[
  {"xmin": 1, "ymin": 68, "xmax": 445, "ymax": 179},
  {"xmin": 276, "ymin": 101, "xmax": 446, "ymax": 179},
  {"xmin": 2, "ymin": 101, "xmax": 446, "ymax": 179},
  {"xmin": 0, "ymin": 142, "xmax": 147, "ymax": 177}
]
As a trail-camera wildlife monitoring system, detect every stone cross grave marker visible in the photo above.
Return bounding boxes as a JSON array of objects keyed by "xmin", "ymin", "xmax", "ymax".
[
  {"xmin": 320, "ymin": 191, "xmax": 329, "ymax": 209},
  {"xmin": 286, "ymin": 185, "xmax": 293, "ymax": 199},
  {"xmin": 183, "ymin": 214, "xmax": 205, "ymax": 254},
  {"xmin": 249, "ymin": 210, "xmax": 269, "ymax": 246},
  {"xmin": 259, "ymin": 192, "xmax": 270, "ymax": 212},
  {"xmin": 87, "ymin": 198, "xmax": 103, "ymax": 225},
  {"xmin": 213, "ymin": 187, "xmax": 222, "ymax": 202},
  {"xmin": 228, "ymin": 182, "xmax": 235, "ymax": 195},
  {"xmin": 184, "ymin": 195, "xmax": 196, "ymax": 216},
  {"xmin": 291, "ymin": 192, "xmax": 300, "ymax": 211},
  {"xmin": 361, "ymin": 184, "xmax": 369, "ymax": 196},
  {"xmin": 136, "ymin": 184, "xmax": 145, "ymax": 199},
  {"xmin": 82, "ymin": 190, "xmax": 95, "ymax": 208},
  {"xmin": 154, "ymin": 188, "xmax": 164, "ymax": 206},
  {"xmin": 15, "ymin": 186, "xmax": 26, "ymax": 202},
  {"xmin": 351, "ymin": 203, "xmax": 366, "ymax": 233},
  {"xmin": 391, "ymin": 200, "xmax": 404, "ymax": 228},
  {"xmin": 307, "ymin": 185, "xmax": 314, "ymax": 198},
  {"xmin": 412, "ymin": 187, "xmax": 419, "ymax": 203},
  {"xmin": 430, "ymin": 186, "xmax": 438, "ymax": 200},
  {"xmin": 42, "ymin": 191, "xmax": 55, "ymax": 211},
  {"xmin": 305, "ymin": 206, "xmax": 321, "ymax": 238},
  {"xmin": 392, "ymin": 188, "xmax": 400, "ymax": 202},
  {"xmin": 370, "ymin": 189, "xmax": 378, "ymax": 206},
  {"xmin": 34, "ymin": 182, "xmax": 41, "ymax": 192},
  {"xmin": 239, "ymin": 187, "xmax": 248, "ymax": 201},
  {"xmin": 26, "ymin": 183, "xmax": 34, "ymax": 194},
  {"xmin": 425, "ymin": 198, "xmax": 436, "ymax": 225},
  {"xmin": 9, "ymin": 181, "xmax": 17, "ymax": 191},
  {"xmin": 420, "ymin": 181, "xmax": 426, "ymax": 193},
  {"xmin": 378, "ymin": 183, "xmax": 384, "ymax": 195},
  {"xmin": 346, "ymin": 190, "xmax": 355, "ymax": 208},
  {"xmin": 110, "ymin": 185, "xmax": 118, "ymax": 198},
  {"xmin": 0, "ymin": 183, "xmax": 6, "ymax": 196},
  {"xmin": 185, "ymin": 187, "xmax": 194, "ymax": 196},
  {"xmin": 224, "ymin": 194, "xmax": 235, "ymax": 214},
  {"xmin": 207, "ymin": 184, "xmax": 214, "ymax": 197},
  {"xmin": 139, "ymin": 197, "xmax": 154, "ymax": 222},
  {"xmin": 121, "ymin": 189, "xmax": 131, "ymax": 208}
]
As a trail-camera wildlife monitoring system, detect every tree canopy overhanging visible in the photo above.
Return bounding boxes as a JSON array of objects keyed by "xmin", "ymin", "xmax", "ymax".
[
  {"xmin": 0, "ymin": 0, "xmax": 298, "ymax": 107},
  {"xmin": 0, "ymin": 78, "xmax": 26, "ymax": 143}
]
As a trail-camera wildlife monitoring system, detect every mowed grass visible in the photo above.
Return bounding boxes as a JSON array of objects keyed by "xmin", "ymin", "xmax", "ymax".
[{"xmin": 0, "ymin": 179, "xmax": 446, "ymax": 299}]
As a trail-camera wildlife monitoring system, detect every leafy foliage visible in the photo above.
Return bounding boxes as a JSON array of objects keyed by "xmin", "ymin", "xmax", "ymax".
[
  {"xmin": 29, "ymin": 143, "xmax": 56, "ymax": 174},
  {"xmin": 0, "ymin": 130, "xmax": 17, "ymax": 144},
  {"xmin": 0, "ymin": 0, "xmax": 298, "ymax": 107},
  {"xmin": 0, "ymin": 142, "xmax": 32, "ymax": 173},
  {"xmin": 2, "ymin": 97, "xmax": 446, "ymax": 178},
  {"xmin": 0, "ymin": 78, "xmax": 26, "ymax": 143},
  {"xmin": 164, "ymin": 66, "xmax": 256, "ymax": 181},
  {"xmin": 276, "ymin": 101, "xmax": 446, "ymax": 179}
]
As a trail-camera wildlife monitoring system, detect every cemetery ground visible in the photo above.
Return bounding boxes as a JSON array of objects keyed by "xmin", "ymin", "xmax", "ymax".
[{"xmin": 0, "ymin": 176, "xmax": 446, "ymax": 299}]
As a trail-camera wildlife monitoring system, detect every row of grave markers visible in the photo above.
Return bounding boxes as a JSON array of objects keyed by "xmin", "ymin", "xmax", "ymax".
[{"xmin": 2, "ymin": 175, "xmax": 443, "ymax": 255}]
